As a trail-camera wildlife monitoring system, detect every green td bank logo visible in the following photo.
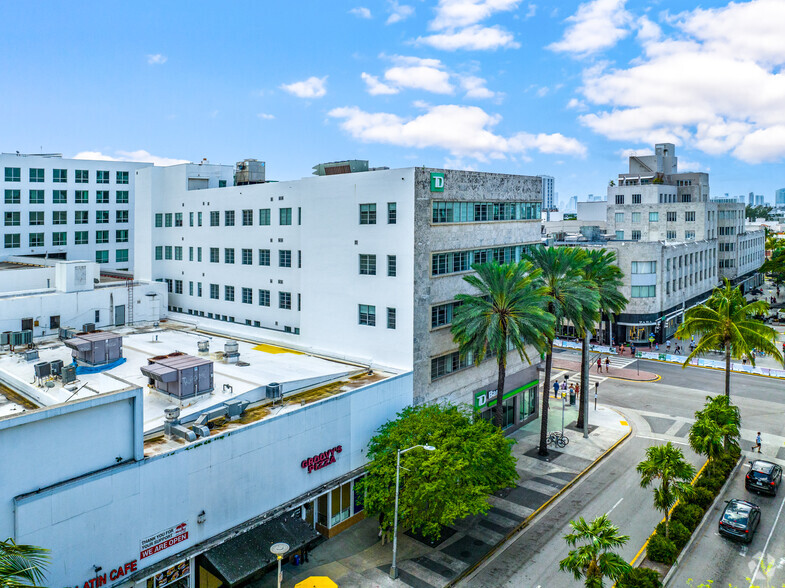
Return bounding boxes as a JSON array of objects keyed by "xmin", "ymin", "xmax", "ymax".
[{"xmin": 430, "ymin": 172, "xmax": 445, "ymax": 192}]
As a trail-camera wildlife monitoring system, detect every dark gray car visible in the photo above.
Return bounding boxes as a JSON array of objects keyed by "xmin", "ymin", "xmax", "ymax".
[{"xmin": 718, "ymin": 499, "xmax": 761, "ymax": 543}]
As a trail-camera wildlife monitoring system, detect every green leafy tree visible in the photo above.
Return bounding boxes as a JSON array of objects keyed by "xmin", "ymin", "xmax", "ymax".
[
  {"xmin": 559, "ymin": 514, "xmax": 631, "ymax": 587},
  {"xmin": 578, "ymin": 249, "xmax": 627, "ymax": 430},
  {"xmin": 745, "ymin": 204, "xmax": 774, "ymax": 221},
  {"xmin": 526, "ymin": 246, "xmax": 599, "ymax": 456},
  {"xmin": 675, "ymin": 279, "xmax": 783, "ymax": 398},
  {"xmin": 761, "ymin": 246, "xmax": 785, "ymax": 286},
  {"xmin": 637, "ymin": 442, "xmax": 696, "ymax": 539},
  {"xmin": 361, "ymin": 403, "xmax": 518, "ymax": 541},
  {"xmin": 694, "ymin": 395, "xmax": 741, "ymax": 453},
  {"xmin": 688, "ymin": 418, "xmax": 725, "ymax": 477},
  {"xmin": 0, "ymin": 538, "xmax": 49, "ymax": 588},
  {"xmin": 451, "ymin": 261, "xmax": 554, "ymax": 428}
]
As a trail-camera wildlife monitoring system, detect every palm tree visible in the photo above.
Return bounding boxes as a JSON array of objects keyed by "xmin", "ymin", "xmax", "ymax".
[
  {"xmin": 637, "ymin": 443, "xmax": 696, "ymax": 539},
  {"xmin": 578, "ymin": 250, "xmax": 627, "ymax": 430},
  {"xmin": 694, "ymin": 395, "xmax": 741, "ymax": 452},
  {"xmin": 559, "ymin": 514, "xmax": 631, "ymax": 587},
  {"xmin": 527, "ymin": 246, "xmax": 599, "ymax": 456},
  {"xmin": 0, "ymin": 538, "xmax": 49, "ymax": 588},
  {"xmin": 451, "ymin": 261, "xmax": 555, "ymax": 428},
  {"xmin": 689, "ymin": 417, "xmax": 725, "ymax": 476},
  {"xmin": 675, "ymin": 279, "xmax": 783, "ymax": 398}
]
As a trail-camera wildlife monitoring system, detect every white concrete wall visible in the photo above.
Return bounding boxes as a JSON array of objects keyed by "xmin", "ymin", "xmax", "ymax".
[
  {"xmin": 6, "ymin": 373, "xmax": 412, "ymax": 586},
  {"xmin": 0, "ymin": 266, "xmax": 54, "ymax": 292}
]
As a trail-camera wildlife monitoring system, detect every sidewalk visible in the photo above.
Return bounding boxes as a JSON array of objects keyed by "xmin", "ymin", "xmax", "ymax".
[{"xmin": 252, "ymin": 402, "xmax": 630, "ymax": 588}]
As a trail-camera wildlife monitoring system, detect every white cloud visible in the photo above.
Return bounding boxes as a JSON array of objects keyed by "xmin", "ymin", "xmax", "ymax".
[
  {"xmin": 547, "ymin": 0, "xmax": 632, "ymax": 56},
  {"xmin": 428, "ymin": 0, "xmax": 521, "ymax": 30},
  {"xmin": 73, "ymin": 150, "xmax": 190, "ymax": 167},
  {"xmin": 677, "ymin": 158, "xmax": 708, "ymax": 172},
  {"xmin": 576, "ymin": 0, "xmax": 785, "ymax": 164},
  {"xmin": 418, "ymin": 0, "xmax": 521, "ymax": 51},
  {"xmin": 566, "ymin": 98, "xmax": 587, "ymax": 111},
  {"xmin": 257, "ymin": 113, "xmax": 275, "ymax": 120},
  {"xmin": 363, "ymin": 56, "xmax": 497, "ymax": 98},
  {"xmin": 147, "ymin": 54, "xmax": 167, "ymax": 65},
  {"xmin": 328, "ymin": 104, "xmax": 586, "ymax": 160},
  {"xmin": 459, "ymin": 75, "xmax": 495, "ymax": 99},
  {"xmin": 280, "ymin": 76, "xmax": 328, "ymax": 99},
  {"xmin": 524, "ymin": 3, "xmax": 536, "ymax": 19},
  {"xmin": 362, "ymin": 73, "xmax": 399, "ymax": 95},
  {"xmin": 387, "ymin": 1, "xmax": 414, "ymax": 24},
  {"xmin": 536, "ymin": 86, "xmax": 549, "ymax": 97},
  {"xmin": 417, "ymin": 24, "xmax": 519, "ymax": 50},
  {"xmin": 349, "ymin": 6, "xmax": 372, "ymax": 18},
  {"xmin": 617, "ymin": 147, "xmax": 653, "ymax": 159}
]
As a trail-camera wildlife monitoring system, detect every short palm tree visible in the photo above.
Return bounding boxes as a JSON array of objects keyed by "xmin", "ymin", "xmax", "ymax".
[
  {"xmin": 578, "ymin": 250, "xmax": 627, "ymax": 430},
  {"xmin": 527, "ymin": 246, "xmax": 599, "ymax": 456},
  {"xmin": 451, "ymin": 261, "xmax": 555, "ymax": 428},
  {"xmin": 689, "ymin": 418, "xmax": 725, "ymax": 476},
  {"xmin": 559, "ymin": 514, "xmax": 631, "ymax": 587},
  {"xmin": 694, "ymin": 394, "xmax": 741, "ymax": 453},
  {"xmin": 0, "ymin": 538, "xmax": 49, "ymax": 588},
  {"xmin": 637, "ymin": 443, "xmax": 696, "ymax": 539},
  {"xmin": 675, "ymin": 278, "xmax": 783, "ymax": 398}
]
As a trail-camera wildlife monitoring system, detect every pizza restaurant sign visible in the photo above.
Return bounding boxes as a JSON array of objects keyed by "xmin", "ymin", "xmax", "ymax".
[{"xmin": 301, "ymin": 445, "xmax": 342, "ymax": 473}]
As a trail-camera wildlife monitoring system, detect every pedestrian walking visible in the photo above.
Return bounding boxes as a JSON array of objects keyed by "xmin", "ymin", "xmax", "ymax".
[
  {"xmin": 560, "ymin": 380, "xmax": 567, "ymax": 398},
  {"xmin": 597, "ymin": 357, "xmax": 602, "ymax": 373},
  {"xmin": 605, "ymin": 357, "xmax": 610, "ymax": 371},
  {"xmin": 752, "ymin": 432, "xmax": 762, "ymax": 453},
  {"xmin": 553, "ymin": 381, "xmax": 560, "ymax": 398},
  {"xmin": 666, "ymin": 340, "xmax": 671, "ymax": 351},
  {"xmin": 568, "ymin": 383, "xmax": 575, "ymax": 398},
  {"xmin": 575, "ymin": 382, "xmax": 580, "ymax": 398}
]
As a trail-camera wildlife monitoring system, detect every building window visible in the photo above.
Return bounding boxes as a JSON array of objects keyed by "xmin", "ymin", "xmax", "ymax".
[
  {"xmin": 432, "ymin": 201, "xmax": 542, "ymax": 223},
  {"xmin": 298, "ymin": 207, "xmax": 302, "ymax": 225},
  {"xmin": 116, "ymin": 171, "xmax": 129, "ymax": 184},
  {"xmin": 430, "ymin": 350, "xmax": 472, "ymax": 381},
  {"xmin": 75, "ymin": 231, "xmax": 88, "ymax": 245},
  {"xmin": 431, "ymin": 245, "xmax": 528, "ymax": 276},
  {"xmin": 155, "ymin": 246, "xmax": 163, "ymax": 260},
  {"xmin": 29, "ymin": 211, "xmax": 44, "ymax": 225},
  {"xmin": 95, "ymin": 250, "xmax": 109, "ymax": 264},
  {"xmin": 388, "ymin": 202, "xmax": 397, "ymax": 224},
  {"xmin": 4, "ymin": 167, "xmax": 20, "ymax": 182},
  {"xmin": 4, "ymin": 234, "xmax": 20, "ymax": 248},
  {"xmin": 359, "ymin": 254, "xmax": 376, "ymax": 275},
  {"xmin": 685, "ymin": 211, "xmax": 695, "ymax": 222},
  {"xmin": 387, "ymin": 255, "xmax": 397, "ymax": 277},
  {"xmin": 219, "ymin": 179, "xmax": 227, "ymax": 188},
  {"xmin": 615, "ymin": 194, "xmax": 624, "ymax": 205},
  {"xmin": 666, "ymin": 211, "xmax": 677, "ymax": 222},
  {"xmin": 116, "ymin": 190, "xmax": 129, "ymax": 204},
  {"xmin": 279, "ymin": 292, "xmax": 292, "ymax": 310},
  {"xmin": 685, "ymin": 231, "xmax": 695, "ymax": 240},
  {"xmin": 224, "ymin": 248, "xmax": 235, "ymax": 264},
  {"xmin": 4, "ymin": 212, "xmax": 19, "ymax": 226},
  {"xmin": 258, "ymin": 289, "xmax": 270, "ymax": 306},
  {"xmin": 97, "ymin": 170, "xmax": 109, "ymax": 184},
  {"xmin": 29, "ymin": 190, "xmax": 44, "ymax": 204},
  {"xmin": 29, "ymin": 168, "xmax": 44, "ymax": 182},
  {"xmin": 116, "ymin": 249, "xmax": 129, "ymax": 263},
  {"xmin": 279, "ymin": 250, "xmax": 292, "ymax": 267},
  {"xmin": 242, "ymin": 248, "xmax": 253, "ymax": 265},
  {"xmin": 53, "ymin": 190, "xmax": 67, "ymax": 204},
  {"xmin": 359, "ymin": 203, "xmax": 376, "ymax": 225},
  {"xmin": 631, "ymin": 261, "xmax": 656, "ymax": 274},
  {"xmin": 210, "ymin": 284, "xmax": 219, "ymax": 299},
  {"xmin": 197, "ymin": 212, "xmax": 202, "ymax": 226},
  {"xmin": 96, "ymin": 210, "xmax": 109, "ymax": 224},
  {"xmin": 225, "ymin": 286, "xmax": 235, "ymax": 301},
  {"xmin": 75, "ymin": 170, "xmax": 88, "ymax": 183},
  {"xmin": 632, "ymin": 193, "xmax": 642, "ymax": 204},
  {"xmin": 4, "ymin": 189, "xmax": 20, "ymax": 204},
  {"xmin": 667, "ymin": 230, "xmax": 676, "ymax": 239},
  {"xmin": 155, "ymin": 213, "xmax": 163, "ymax": 227},
  {"xmin": 52, "ymin": 169, "xmax": 67, "ymax": 183},
  {"xmin": 280, "ymin": 208, "xmax": 292, "ymax": 225},
  {"xmin": 431, "ymin": 301, "xmax": 462, "ymax": 328},
  {"xmin": 164, "ymin": 246, "xmax": 172, "ymax": 260},
  {"xmin": 175, "ymin": 246, "xmax": 182, "ymax": 260},
  {"xmin": 615, "ymin": 230, "xmax": 624, "ymax": 240},
  {"xmin": 242, "ymin": 287, "xmax": 253, "ymax": 304},
  {"xmin": 116, "ymin": 229, "xmax": 128, "ymax": 243},
  {"xmin": 358, "ymin": 304, "xmax": 376, "ymax": 326},
  {"xmin": 387, "ymin": 308, "xmax": 396, "ymax": 329},
  {"xmin": 242, "ymin": 209, "xmax": 253, "ymax": 226},
  {"xmin": 631, "ymin": 212, "xmax": 641, "ymax": 223},
  {"xmin": 174, "ymin": 212, "xmax": 183, "ymax": 227},
  {"xmin": 52, "ymin": 211, "xmax": 67, "ymax": 225},
  {"xmin": 631, "ymin": 285, "xmax": 656, "ymax": 298},
  {"xmin": 116, "ymin": 210, "xmax": 129, "ymax": 223},
  {"xmin": 259, "ymin": 208, "xmax": 271, "ymax": 225},
  {"xmin": 97, "ymin": 190, "xmax": 109, "ymax": 204},
  {"xmin": 224, "ymin": 210, "xmax": 235, "ymax": 226},
  {"xmin": 298, "ymin": 250, "xmax": 302, "ymax": 268},
  {"xmin": 209, "ymin": 248, "xmax": 219, "ymax": 263},
  {"xmin": 649, "ymin": 212, "xmax": 659, "ymax": 222},
  {"xmin": 210, "ymin": 211, "xmax": 220, "ymax": 226},
  {"xmin": 614, "ymin": 213, "xmax": 624, "ymax": 223},
  {"xmin": 631, "ymin": 230, "xmax": 641, "ymax": 241},
  {"xmin": 259, "ymin": 249, "xmax": 270, "ymax": 266}
]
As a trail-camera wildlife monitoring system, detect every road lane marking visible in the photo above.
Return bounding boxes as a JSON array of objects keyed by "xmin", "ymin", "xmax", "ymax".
[
  {"xmin": 635, "ymin": 435, "xmax": 689, "ymax": 446},
  {"xmin": 606, "ymin": 497, "xmax": 623, "ymax": 517},
  {"xmin": 749, "ymin": 489, "xmax": 785, "ymax": 587}
]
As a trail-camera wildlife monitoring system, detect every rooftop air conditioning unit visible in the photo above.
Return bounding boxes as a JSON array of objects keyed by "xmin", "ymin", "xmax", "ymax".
[
  {"xmin": 266, "ymin": 382, "xmax": 283, "ymax": 400},
  {"xmin": 82, "ymin": 323, "xmax": 96, "ymax": 333}
]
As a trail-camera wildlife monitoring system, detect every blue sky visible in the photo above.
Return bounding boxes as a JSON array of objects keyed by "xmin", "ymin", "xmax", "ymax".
[{"xmin": 2, "ymin": 0, "xmax": 784, "ymax": 204}]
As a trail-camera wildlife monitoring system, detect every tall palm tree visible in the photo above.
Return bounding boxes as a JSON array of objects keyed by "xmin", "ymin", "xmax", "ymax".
[
  {"xmin": 675, "ymin": 278, "xmax": 783, "ymax": 398},
  {"xmin": 0, "ymin": 538, "xmax": 49, "ymax": 588},
  {"xmin": 559, "ymin": 514, "xmax": 631, "ymax": 587},
  {"xmin": 578, "ymin": 250, "xmax": 627, "ymax": 430},
  {"xmin": 527, "ymin": 246, "xmax": 599, "ymax": 456},
  {"xmin": 451, "ymin": 261, "xmax": 555, "ymax": 428},
  {"xmin": 637, "ymin": 443, "xmax": 696, "ymax": 539}
]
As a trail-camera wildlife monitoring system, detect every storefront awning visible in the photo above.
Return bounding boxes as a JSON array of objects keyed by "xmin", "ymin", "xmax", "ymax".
[{"xmin": 200, "ymin": 512, "xmax": 320, "ymax": 586}]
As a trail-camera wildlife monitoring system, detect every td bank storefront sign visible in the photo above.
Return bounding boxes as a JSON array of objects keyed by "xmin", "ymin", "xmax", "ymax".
[
  {"xmin": 474, "ymin": 380, "xmax": 539, "ymax": 429},
  {"xmin": 430, "ymin": 172, "xmax": 444, "ymax": 192}
]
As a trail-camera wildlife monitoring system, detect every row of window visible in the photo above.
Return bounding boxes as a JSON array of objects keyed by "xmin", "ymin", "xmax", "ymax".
[
  {"xmin": 665, "ymin": 266, "xmax": 716, "ymax": 294},
  {"xmin": 431, "ymin": 244, "xmax": 530, "ymax": 276},
  {"xmin": 615, "ymin": 193, "xmax": 692, "ymax": 205},
  {"xmin": 4, "ymin": 168, "xmax": 128, "ymax": 184},
  {"xmin": 359, "ymin": 203, "xmax": 396, "ymax": 225},
  {"xmin": 4, "ymin": 230, "xmax": 129, "ymax": 248},
  {"xmin": 4, "ymin": 189, "xmax": 128, "ymax": 204},
  {"xmin": 358, "ymin": 305, "xmax": 396, "ymax": 329},
  {"xmin": 358, "ymin": 254, "xmax": 397, "ymax": 277},
  {"xmin": 614, "ymin": 230, "xmax": 695, "ymax": 241},
  {"xmin": 615, "ymin": 211, "xmax": 695, "ymax": 223},
  {"xmin": 155, "ymin": 246, "xmax": 301, "ymax": 267},
  {"xmin": 155, "ymin": 207, "xmax": 298, "ymax": 228},
  {"xmin": 5, "ymin": 210, "xmax": 128, "ymax": 226},
  {"xmin": 431, "ymin": 201, "xmax": 541, "ymax": 224}
]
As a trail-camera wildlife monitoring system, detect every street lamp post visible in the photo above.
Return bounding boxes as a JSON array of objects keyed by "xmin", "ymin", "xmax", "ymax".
[
  {"xmin": 390, "ymin": 444, "xmax": 436, "ymax": 580},
  {"xmin": 561, "ymin": 390, "xmax": 566, "ymax": 438},
  {"xmin": 270, "ymin": 542, "xmax": 289, "ymax": 588}
]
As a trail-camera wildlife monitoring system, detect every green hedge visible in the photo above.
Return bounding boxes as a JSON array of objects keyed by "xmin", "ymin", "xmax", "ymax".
[
  {"xmin": 654, "ymin": 521, "xmax": 691, "ymax": 550},
  {"xmin": 647, "ymin": 533, "xmax": 678, "ymax": 564},
  {"xmin": 687, "ymin": 487, "xmax": 715, "ymax": 511},
  {"xmin": 671, "ymin": 503, "xmax": 704, "ymax": 532},
  {"xmin": 617, "ymin": 566, "xmax": 663, "ymax": 588}
]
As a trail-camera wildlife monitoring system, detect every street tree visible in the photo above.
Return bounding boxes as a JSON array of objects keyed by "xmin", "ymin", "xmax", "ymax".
[
  {"xmin": 451, "ymin": 261, "xmax": 554, "ymax": 428},
  {"xmin": 688, "ymin": 418, "xmax": 725, "ymax": 477},
  {"xmin": 637, "ymin": 442, "xmax": 696, "ymax": 539},
  {"xmin": 694, "ymin": 395, "xmax": 741, "ymax": 454},
  {"xmin": 675, "ymin": 279, "xmax": 783, "ymax": 398},
  {"xmin": 761, "ymin": 246, "xmax": 785, "ymax": 286},
  {"xmin": 559, "ymin": 514, "xmax": 631, "ymax": 587},
  {"xmin": 578, "ymin": 249, "xmax": 627, "ymax": 430},
  {"xmin": 0, "ymin": 538, "xmax": 49, "ymax": 588},
  {"xmin": 361, "ymin": 403, "xmax": 518, "ymax": 541},
  {"xmin": 526, "ymin": 246, "xmax": 599, "ymax": 456}
]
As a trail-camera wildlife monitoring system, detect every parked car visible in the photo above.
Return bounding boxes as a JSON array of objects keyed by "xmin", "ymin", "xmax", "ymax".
[
  {"xmin": 718, "ymin": 499, "xmax": 761, "ymax": 543},
  {"xmin": 746, "ymin": 460, "xmax": 782, "ymax": 496}
]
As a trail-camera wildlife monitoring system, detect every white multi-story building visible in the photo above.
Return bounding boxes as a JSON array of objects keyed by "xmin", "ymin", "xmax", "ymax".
[
  {"xmin": 539, "ymin": 175, "xmax": 555, "ymax": 210},
  {"xmin": 1, "ymin": 153, "xmax": 152, "ymax": 271},
  {"xmin": 136, "ymin": 163, "xmax": 544, "ymax": 425}
]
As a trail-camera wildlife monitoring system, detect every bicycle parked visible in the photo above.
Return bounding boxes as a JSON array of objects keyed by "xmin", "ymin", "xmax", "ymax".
[{"xmin": 547, "ymin": 431, "xmax": 569, "ymax": 448}]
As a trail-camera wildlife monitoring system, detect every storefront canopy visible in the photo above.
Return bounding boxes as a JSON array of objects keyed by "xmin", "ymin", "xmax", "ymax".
[{"xmin": 200, "ymin": 512, "xmax": 320, "ymax": 586}]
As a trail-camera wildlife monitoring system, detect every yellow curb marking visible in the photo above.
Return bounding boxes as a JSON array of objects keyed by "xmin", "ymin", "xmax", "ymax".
[{"xmin": 620, "ymin": 421, "xmax": 628, "ymax": 426}]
